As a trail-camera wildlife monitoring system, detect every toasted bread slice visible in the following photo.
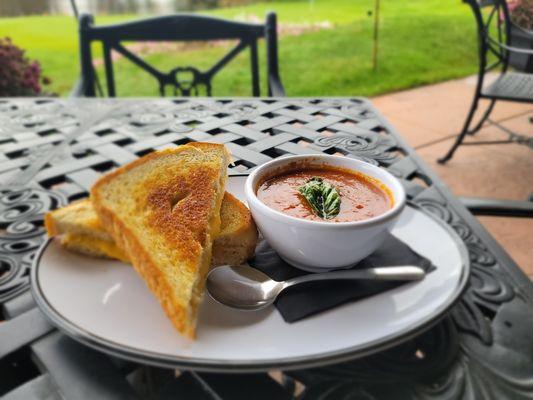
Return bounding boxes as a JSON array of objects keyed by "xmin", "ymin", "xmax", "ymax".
[
  {"xmin": 45, "ymin": 193, "xmax": 257, "ymax": 266},
  {"xmin": 45, "ymin": 199, "xmax": 130, "ymax": 262},
  {"xmin": 91, "ymin": 143, "xmax": 230, "ymax": 338},
  {"xmin": 212, "ymin": 192, "xmax": 257, "ymax": 267}
]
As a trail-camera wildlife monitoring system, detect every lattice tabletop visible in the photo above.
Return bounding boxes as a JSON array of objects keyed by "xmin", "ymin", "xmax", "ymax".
[{"xmin": 1, "ymin": 98, "xmax": 532, "ymax": 400}]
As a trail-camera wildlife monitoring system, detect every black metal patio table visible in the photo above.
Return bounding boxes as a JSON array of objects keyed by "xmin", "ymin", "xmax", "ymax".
[{"xmin": 0, "ymin": 97, "xmax": 532, "ymax": 400}]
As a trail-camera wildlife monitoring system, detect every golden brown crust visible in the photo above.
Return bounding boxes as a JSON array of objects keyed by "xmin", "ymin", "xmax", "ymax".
[
  {"xmin": 93, "ymin": 201, "xmax": 195, "ymax": 336},
  {"xmin": 145, "ymin": 166, "xmax": 217, "ymax": 256},
  {"xmin": 212, "ymin": 192, "xmax": 258, "ymax": 266},
  {"xmin": 91, "ymin": 148, "xmax": 188, "ymax": 198},
  {"xmin": 221, "ymin": 193, "xmax": 257, "ymax": 236},
  {"xmin": 44, "ymin": 212, "xmax": 58, "ymax": 237},
  {"xmin": 45, "ymin": 199, "xmax": 91, "ymax": 236},
  {"xmin": 91, "ymin": 143, "xmax": 229, "ymax": 338},
  {"xmin": 45, "ymin": 199, "xmax": 110, "ymax": 240}
]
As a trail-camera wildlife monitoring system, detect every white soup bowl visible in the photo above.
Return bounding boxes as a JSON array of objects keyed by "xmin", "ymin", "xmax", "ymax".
[{"xmin": 244, "ymin": 155, "xmax": 406, "ymax": 272}]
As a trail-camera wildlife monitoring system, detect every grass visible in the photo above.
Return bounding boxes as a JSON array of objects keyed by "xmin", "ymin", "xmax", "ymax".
[{"xmin": 0, "ymin": 0, "xmax": 479, "ymax": 97}]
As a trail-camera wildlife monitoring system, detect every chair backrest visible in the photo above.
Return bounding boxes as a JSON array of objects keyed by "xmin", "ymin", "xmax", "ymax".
[
  {"xmin": 79, "ymin": 13, "xmax": 281, "ymax": 97},
  {"xmin": 464, "ymin": 0, "xmax": 511, "ymax": 70},
  {"xmin": 464, "ymin": 0, "xmax": 514, "ymax": 71}
]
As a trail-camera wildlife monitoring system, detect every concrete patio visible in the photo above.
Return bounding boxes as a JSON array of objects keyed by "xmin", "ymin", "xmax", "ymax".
[{"xmin": 373, "ymin": 75, "xmax": 533, "ymax": 276}]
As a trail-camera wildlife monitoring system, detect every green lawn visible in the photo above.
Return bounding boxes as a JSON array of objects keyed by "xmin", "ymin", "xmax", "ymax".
[{"xmin": 0, "ymin": 0, "xmax": 478, "ymax": 97}]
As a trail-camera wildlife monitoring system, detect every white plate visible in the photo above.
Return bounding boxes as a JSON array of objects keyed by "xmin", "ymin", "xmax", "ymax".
[{"xmin": 32, "ymin": 176, "xmax": 469, "ymax": 372}]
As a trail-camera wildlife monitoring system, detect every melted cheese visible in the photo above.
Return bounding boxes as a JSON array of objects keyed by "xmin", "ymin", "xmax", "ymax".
[{"xmin": 61, "ymin": 233, "xmax": 130, "ymax": 263}]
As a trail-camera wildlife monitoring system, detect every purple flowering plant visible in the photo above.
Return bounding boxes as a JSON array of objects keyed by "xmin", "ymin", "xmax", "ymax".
[
  {"xmin": 508, "ymin": 0, "xmax": 533, "ymax": 30},
  {"xmin": 0, "ymin": 37, "xmax": 52, "ymax": 96}
]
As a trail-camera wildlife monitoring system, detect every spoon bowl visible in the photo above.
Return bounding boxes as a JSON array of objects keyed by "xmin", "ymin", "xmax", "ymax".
[{"xmin": 207, "ymin": 265, "xmax": 282, "ymax": 310}]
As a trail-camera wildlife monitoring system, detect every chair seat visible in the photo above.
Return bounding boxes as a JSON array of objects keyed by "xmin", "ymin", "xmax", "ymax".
[{"xmin": 482, "ymin": 72, "xmax": 533, "ymax": 102}]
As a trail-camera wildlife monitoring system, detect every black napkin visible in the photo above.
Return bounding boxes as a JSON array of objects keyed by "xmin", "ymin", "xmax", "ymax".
[{"xmin": 248, "ymin": 235, "xmax": 435, "ymax": 323}]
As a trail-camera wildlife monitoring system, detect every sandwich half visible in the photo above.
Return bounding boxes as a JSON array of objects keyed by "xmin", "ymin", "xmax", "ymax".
[
  {"xmin": 91, "ymin": 143, "xmax": 230, "ymax": 338},
  {"xmin": 45, "ymin": 193, "xmax": 257, "ymax": 267}
]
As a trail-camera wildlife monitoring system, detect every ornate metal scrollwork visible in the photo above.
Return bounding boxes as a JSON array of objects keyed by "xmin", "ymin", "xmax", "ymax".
[
  {"xmin": 161, "ymin": 66, "xmax": 212, "ymax": 97},
  {"xmin": 341, "ymin": 104, "xmax": 376, "ymax": 120},
  {"xmin": 0, "ymin": 188, "xmax": 66, "ymax": 302},
  {"xmin": 314, "ymin": 134, "xmax": 398, "ymax": 166},
  {"xmin": 222, "ymin": 101, "xmax": 260, "ymax": 121},
  {"xmin": 290, "ymin": 319, "xmax": 460, "ymax": 399},
  {"xmin": 412, "ymin": 197, "xmax": 516, "ymax": 346}
]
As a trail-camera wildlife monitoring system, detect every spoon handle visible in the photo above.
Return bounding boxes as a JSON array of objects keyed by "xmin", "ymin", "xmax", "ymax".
[{"xmin": 283, "ymin": 266, "xmax": 425, "ymax": 289}]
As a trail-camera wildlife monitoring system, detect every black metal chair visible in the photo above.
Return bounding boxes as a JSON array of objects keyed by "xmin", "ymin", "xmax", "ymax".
[
  {"xmin": 74, "ymin": 13, "xmax": 285, "ymax": 97},
  {"xmin": 438, "ymin": 0, "xmax": 533, "ymax": 164},
  {"xmin": 438, "ymin": 0, "xmax": 533, "ymax": 218}
]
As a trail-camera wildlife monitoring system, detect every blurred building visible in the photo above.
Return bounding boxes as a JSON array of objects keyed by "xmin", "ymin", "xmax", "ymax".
[{"xmin": 0, "ymin": 0, "xmax": 222, "ymax": 17}]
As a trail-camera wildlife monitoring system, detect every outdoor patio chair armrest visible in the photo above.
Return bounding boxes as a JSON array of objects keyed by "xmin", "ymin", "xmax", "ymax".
[
  {"xmin": 69, "ymin": 77, "xmax": 87, "ymax": 97},
  {"xmin": 485, "ymin": 34, "xmax": 533, "ymax": 55},
  {"xmin": 268, "ymin": 74, "xmax": 286, "ymax": 97},
  {"xmin": 460, "ymin": 197, "xmax": 533, "ymax": 218}
]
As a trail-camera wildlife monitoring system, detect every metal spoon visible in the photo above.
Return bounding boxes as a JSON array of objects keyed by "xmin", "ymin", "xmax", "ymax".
[{"xmin": 206, "ymin": 264, "xmax": 426, "ymax": 311}]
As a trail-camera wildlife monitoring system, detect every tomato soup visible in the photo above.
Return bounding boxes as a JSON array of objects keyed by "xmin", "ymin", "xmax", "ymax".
[{"xmin": 256, "ymin": 166, "xmax": 393, "ymax": 222}]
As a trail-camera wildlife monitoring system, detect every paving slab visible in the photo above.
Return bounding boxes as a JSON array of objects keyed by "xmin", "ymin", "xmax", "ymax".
[
  {"xmin": 373, "ymin": 76, "xmax": 533, "ymax": 275},
  {"xmin": 373, "ymin": 74, "xmax": 533, "ymax": 145}
]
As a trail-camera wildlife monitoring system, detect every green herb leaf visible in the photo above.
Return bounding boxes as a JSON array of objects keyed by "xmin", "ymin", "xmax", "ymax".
[{"xmin": 298, "ymin": 177, "xmax": 341, "ymax": 219}]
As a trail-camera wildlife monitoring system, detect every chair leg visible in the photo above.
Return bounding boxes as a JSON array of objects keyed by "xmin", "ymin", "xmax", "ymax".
[
  {"xmin": 467, "ymin": 99, "xmax": 495, "ymax": 136},
  {"xmin": 438, "ymin": 94, "xmax": 481, "ymax": 164}
]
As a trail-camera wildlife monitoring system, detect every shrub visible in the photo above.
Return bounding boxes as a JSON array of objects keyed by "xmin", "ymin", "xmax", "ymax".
[
  {"xmin": 0, "ymin": 37, "xmax": 51, "ymax": 96},
  {"xmin": 510, "ymin": 0, "xmax": 533, "ymax": 29}
]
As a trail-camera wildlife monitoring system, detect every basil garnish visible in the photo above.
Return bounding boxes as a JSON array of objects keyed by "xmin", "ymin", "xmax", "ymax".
[{"xmin": 298, "ymin": 177, "xmax": 341, "ymax": 219}]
